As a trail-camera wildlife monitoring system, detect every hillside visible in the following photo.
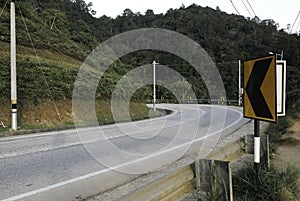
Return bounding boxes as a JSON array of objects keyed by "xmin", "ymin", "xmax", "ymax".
[{"xmin": 0, "ymin": 0, "xmax": 299, "ymax": 129}]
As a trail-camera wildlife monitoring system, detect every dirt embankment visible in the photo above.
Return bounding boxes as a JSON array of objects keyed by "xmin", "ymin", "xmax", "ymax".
[
  {"xmin": 273, "ymin": 118, "xmax": 300, "ymax": 168},
  {"xmin": 272, "ymin": 118, "xmax": 300, "ymax": 199},
  {"xmin": 0, "ymin": 99, "xmax": 151, "ymax": 132}
]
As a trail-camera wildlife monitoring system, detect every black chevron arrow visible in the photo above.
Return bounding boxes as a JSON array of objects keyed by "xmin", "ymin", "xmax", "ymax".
[{"xmin": 246, "ymin": 58, "xmax": 273, "ymax": 119}]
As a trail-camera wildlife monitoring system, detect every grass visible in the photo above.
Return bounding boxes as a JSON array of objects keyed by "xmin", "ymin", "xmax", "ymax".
[
  {"xmin": 0, "ymin": 40, "xmax": 167, "ymax": 136},
  {"xmin": 233, "ymin": 164, "xmax": 300, "ymax": 201},
  {"xmin": 266, "ymin": 116, "xmax": 295, "ymax": 153},
  {"xmin": 0, "ymin": 99, "xmax": 165, "ymax": 136},
  {"xmin": 231, "ymin": 106, "xmax": 300, "ymax": 201},
  {"xmin": 232, "ymin": 107, "xmax": 300, "ymax": 201},
  {"xmin": 0, "ymin": 41, "xmax": 82, "ymax": 69}
]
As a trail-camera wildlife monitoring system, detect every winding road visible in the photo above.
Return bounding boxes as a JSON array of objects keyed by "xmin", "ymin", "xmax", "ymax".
[{"xmin": 0, "ymin": 104, "xmax": 249, "ymax": 201}]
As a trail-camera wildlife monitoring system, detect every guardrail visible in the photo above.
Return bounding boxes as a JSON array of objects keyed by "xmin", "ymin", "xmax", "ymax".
[
  {"xmin": 120, "ymin": 139, "xmax": 244, "ymax": 201},
  {"xmin": 147, "ymin": 99, "xmax": 241, "ymax": 106},
  {"xmin": 122, "ymin": 166, "xmax": 194, "ymax": 201}
]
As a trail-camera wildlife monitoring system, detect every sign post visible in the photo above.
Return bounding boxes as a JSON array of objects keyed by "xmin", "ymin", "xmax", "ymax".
[
  {"xmin": 243, "ymin": 55, "xmax": 277, "ymax": 172},
  {"xmin": 254, "ymin": 119, "xmax": 260, "ymax": 171}
]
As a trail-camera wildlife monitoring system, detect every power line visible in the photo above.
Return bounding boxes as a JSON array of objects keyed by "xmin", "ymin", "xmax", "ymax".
[
  {"xmin": 229, "ymin": 0, "xmax": 240, "ymax": 15},
  {"xmin": 0, "ymin": 0, "xmax": 9, "ymax": 18},
  {"xmin": 290, "ymin": 10, "xmax": 300, "ymax": 34},
  {"xmin": 295, "ymin": 18, "xmax": 300, "ymax": 33},
  {"xmin": 246, "ymin": 0, "xmax": 257, "ymax": 17},
  {"xmin": 16, "ymin": 2, "xmax": 62, "ymax": 122},
  {"xmin": 240, "ymin": 0, "xmax": 252, "ymax": 17}
]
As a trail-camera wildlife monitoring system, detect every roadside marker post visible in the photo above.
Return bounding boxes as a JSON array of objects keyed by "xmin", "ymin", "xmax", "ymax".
[{"xmin": 254, "ymin": 119, "xmax": 260, "ymax": 171}]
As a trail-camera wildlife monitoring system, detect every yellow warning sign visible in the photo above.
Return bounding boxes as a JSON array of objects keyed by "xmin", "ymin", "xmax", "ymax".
[{"xmin": 243, "ymin": 55, "xmax": 277, "ymax": 122}]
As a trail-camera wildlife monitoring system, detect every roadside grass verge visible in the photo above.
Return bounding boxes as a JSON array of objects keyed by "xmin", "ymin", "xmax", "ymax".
[
  {"xmin": 0, "ymin": 41, "xmax": 82, "ymax": 69},
  {"xmin": 0, "ymin": 99, "xmax": 168, "ymax": 137},
  {"xmin": 233, "ymin": 107, "xmax": 300, "ymax": 201},
  {"xmin": 266, "ymin": 115, "xmax": 296, "ymax": 153},
  {"xmin": 266, "ymin": 104, "xmax": 300, "ymax": 154},
  {"xmin": 233, "ymin": 164, "xmax": 300, "ymax": 201}
]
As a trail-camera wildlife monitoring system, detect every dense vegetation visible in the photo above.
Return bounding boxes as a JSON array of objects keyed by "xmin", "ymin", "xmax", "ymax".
[
  {"xmin": 233, "ymin": 164, "xmax": 300, "ymax": 201},
  {"xmin": 0, "ymin": 0, "xmax": 299, "ymax": 127}
]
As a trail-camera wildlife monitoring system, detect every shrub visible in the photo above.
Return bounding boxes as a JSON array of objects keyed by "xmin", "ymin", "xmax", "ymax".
[
  {"xmin": 233, "ymin": 164, "xmax": 300, "ymax": 201},
  {"xmin": 266, "ymin": 116, "xmax": 295, "ymax": 153}
]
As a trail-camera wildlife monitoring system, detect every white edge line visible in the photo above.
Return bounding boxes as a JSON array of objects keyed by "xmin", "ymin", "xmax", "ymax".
[
  {"xmin": 0, "ymin": 105, "xmax": 177, "ymax": 142},
  {"xmin": 0, "ymin": 108, "xmax": 180, "ymax": 159},
  {"xmin": 0, "ymin": 105, "xmax": 205, "ymax": 159},
  {"xmin": 1, "ymin": 106, "xmax": 243, "ymax": 201}
]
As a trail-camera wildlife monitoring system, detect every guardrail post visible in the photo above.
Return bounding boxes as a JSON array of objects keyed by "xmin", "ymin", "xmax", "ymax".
[
  {"xmin": 196, "ymin": 159, "xmax": 233, "ymax": 201},
  {"xmin": 194, "ymin": 159, "xmax": 201, "ymax": 189}
]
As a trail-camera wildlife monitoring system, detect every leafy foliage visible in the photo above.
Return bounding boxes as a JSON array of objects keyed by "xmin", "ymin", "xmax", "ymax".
[{"xmin": 0, "ymin": 1, "xmax": 299, "ymax": 105}]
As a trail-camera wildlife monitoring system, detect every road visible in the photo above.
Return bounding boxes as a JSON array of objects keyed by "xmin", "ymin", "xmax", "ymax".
[{"xmin": 0, "ymin": 104, "xmax": 249, "ymax": 201}]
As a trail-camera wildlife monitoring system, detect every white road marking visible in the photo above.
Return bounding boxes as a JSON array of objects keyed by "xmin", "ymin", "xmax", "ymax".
[
  {"xmin": 0, "ymin": 105, "xmax": 176, "ymax": 142},
  {"xmin": 0, "ymin": 106, "xmax": 205, "ymax": 159},
  {"xmin": 1, "ymin": 105, "xmax": 243, "ymax": 201}
]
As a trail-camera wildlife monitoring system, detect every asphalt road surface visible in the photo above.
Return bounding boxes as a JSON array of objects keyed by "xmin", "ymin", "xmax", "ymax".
[{"xmin": 0, "ymin": 104, "xmax": 249, "ymax": 201}]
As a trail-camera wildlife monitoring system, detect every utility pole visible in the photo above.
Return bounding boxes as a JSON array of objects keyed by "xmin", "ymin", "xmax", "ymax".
[
  {"xmin": 11, "ymin": 0, "xmax": 17, "ymax": 131},
  {"xmin": 153, "ymin": 61, "xmax": 158, "ymax": 111}
]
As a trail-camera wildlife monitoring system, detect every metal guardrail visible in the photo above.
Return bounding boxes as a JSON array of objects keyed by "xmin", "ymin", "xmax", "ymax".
[
  {"xmin": 147, "ymin": 99, "xmax": 241, "ymax": 106},
  {"xmin": 120, "ymin": 139, "xmax": 244, "ymax": 201},
  {"xmin": 122, "ymin": 166, "xmax": 194, "ymax": 201}
]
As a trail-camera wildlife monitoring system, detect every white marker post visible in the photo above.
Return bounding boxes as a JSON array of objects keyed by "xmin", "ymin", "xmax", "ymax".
[
  {"xmin": 153, "ymin": 61, "xmax": 158, "ymax": 111},
  {"xmin": 11, "ymin": 0, "xmax": 17, "ymax": 131},
  {"xmin": 254, "ymin": 119, "xmax": 260, "ymax": 172}
]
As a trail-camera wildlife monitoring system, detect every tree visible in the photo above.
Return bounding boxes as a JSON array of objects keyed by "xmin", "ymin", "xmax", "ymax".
[
  {"xmin": 145, "ymin": 9, "xmax": 154, "ymax": 16},
  {"xmin": 122, "ymin": 8, "xmax": 134, "ymax": 17},
  {"xmin": 71, "ymin": 0, "xmax": 95, "ymax": 15}
]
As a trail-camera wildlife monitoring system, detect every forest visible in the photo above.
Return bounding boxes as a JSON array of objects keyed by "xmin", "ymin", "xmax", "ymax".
[{"xmin": 0, "ymin": 0, "xmax": 299, "ymax": 113}]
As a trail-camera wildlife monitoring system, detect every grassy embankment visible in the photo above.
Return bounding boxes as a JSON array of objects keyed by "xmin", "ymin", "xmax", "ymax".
[
  {"xmin": 233, "ymin": 110, "xmax": 300, "ymax": 200},
  {"xmin": 0, "ymin": 41, "xmax": 153, "ymax": 133}
]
